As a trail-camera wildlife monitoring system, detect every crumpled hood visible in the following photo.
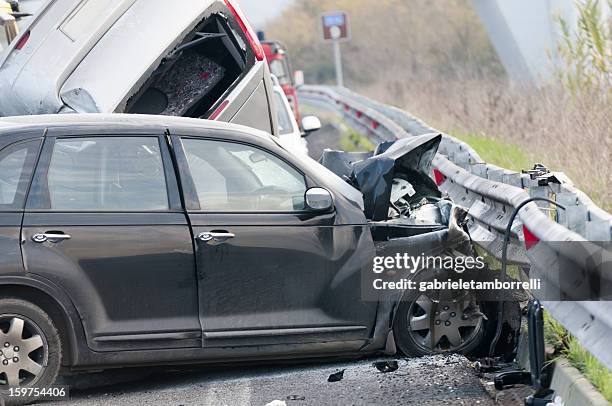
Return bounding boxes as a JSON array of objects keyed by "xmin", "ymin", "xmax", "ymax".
[{"xmin": 319, "ymin": 133, "xmax": 442, "ymax": 221}]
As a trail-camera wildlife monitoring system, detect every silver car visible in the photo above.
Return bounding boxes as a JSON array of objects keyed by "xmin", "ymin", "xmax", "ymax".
[
  {"xmin": 0, "ymin": 0, "xmax": 278, "ymax": 134},
  {"xmin": 271, "ymin": 74, "xmax": 321, "ymax": 156}
]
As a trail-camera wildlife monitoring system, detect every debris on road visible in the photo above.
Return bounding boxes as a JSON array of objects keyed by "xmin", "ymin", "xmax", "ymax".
[
  {"xmin": 327, "ymin": 369, "xmax": 345, "ymax": 382},
  {"xmin": 372, "ymin": 360, "xmax": 399, "ymax": 373},
  {"xmin": 264, "ymin": 400, "xmax": 287, "ymax": 406},
  {"xmin": 286, "ymin": 395, "xmax": 306, "ymax": 401},
  {"xmin": 44, "ymin": 355, "xmax": 494, "ymax": 405}
]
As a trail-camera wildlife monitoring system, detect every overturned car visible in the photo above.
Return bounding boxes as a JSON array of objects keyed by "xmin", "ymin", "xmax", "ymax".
[
  {"xmin": 0, "ymin": 115, "xmax": 519, "ymax": 401},
  {"xmin": 0, "ymin": 0, "xmax": 278, "ymax": 134}
]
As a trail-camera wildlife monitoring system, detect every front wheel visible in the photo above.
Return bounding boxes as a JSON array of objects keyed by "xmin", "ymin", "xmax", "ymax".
[
  {"xmin": 393, "ymin": 291, "xmax": 491, "ymax": 357},
  {"xmin": 0, "ymin": 298, "xmax": 62, "ymax": 405}
]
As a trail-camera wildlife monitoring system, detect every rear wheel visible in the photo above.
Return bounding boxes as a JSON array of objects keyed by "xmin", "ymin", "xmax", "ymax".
[{"xmin": 0, "ymin": 299, "xmax": 61, "ymax": 405}]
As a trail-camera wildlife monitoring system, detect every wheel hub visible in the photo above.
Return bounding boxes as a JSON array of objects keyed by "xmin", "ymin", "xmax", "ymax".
[{"xmin": 1, "ymin": 345, "xmax": 15, "ymax": 360}]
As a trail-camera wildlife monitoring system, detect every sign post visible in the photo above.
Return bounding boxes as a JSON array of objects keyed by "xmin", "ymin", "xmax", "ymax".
[{"xmin": 321, "ymin": 12, "xmax": 350, "ymax": 87}]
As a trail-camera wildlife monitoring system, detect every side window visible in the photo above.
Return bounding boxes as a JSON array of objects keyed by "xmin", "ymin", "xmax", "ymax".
[
  {"xmin": 182, "ymin": 138, "xmax": 307, "ymax": 212},
  {"xmin": 0, "ymin": 139, "xmax": 40, "ymax": 210},
  {"xmin": 42, "ymin": 137, "xmax": 169, "ymax": 211}
]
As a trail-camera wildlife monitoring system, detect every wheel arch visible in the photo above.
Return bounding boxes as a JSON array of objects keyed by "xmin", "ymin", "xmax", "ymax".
[{"xmin": 0, "ymin": 276, "xmax": 86, "ymax": 367}]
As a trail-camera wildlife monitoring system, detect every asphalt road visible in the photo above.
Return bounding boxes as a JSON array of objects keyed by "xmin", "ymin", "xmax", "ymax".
[{"xmin": 43, "ymin": 355, "xmax": 495, "ymax": 406}]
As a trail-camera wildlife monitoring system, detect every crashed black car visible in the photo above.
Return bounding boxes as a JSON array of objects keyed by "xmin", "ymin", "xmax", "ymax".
[{"xmin": 0, "ymin": 115, "xmax": 518, "ymax": 403}]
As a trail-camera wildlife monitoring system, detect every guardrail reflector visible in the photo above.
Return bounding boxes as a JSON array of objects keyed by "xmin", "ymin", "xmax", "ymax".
[
  {"xmin": 523, "ymin": 225, "xmax": 540, "ymax": 250},
  {"xmin": 433, "ymin": 169, "xmax": 445, "ymax": 186}
]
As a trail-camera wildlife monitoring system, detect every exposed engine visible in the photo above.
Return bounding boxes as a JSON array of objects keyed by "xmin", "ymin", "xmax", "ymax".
[{"xmin": 319, "ymin": 133, "xmax": 450, "ymax": 237}]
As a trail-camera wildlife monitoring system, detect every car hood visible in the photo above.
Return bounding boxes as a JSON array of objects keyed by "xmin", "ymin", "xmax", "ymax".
[{"xmin": 319, "ymin": 133, "xmax": 442, "ymax": 221}]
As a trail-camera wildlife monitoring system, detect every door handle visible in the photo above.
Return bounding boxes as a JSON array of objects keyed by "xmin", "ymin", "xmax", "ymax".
[
  {"xmin": 197, "ymin": 231, "xmax": 235, "ymax": 245},
  {"xmin": 32, "ymin": 233, "xmax": 72, "ymax": 243}
]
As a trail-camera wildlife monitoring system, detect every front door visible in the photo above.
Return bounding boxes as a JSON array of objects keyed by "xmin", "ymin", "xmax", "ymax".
[
  {"xmin": 173, "ymin": 135, "xmax": 377, "ymax": 348},
  {"xmin": 21, "ymin": 134, "xmax": 200, "ymax": 351}
]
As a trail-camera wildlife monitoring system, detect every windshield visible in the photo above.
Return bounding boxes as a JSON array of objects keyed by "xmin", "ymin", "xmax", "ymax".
[
  {"xmin": 269, "ymin": 59, "xmax": 291, "ymax": 85},
  {"xmin": 274, "ymin": 90, "xmax": 295, "ymax": 135}
]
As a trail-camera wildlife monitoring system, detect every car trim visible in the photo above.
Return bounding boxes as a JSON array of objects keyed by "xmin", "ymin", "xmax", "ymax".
[
  {"xmin": 94, "ymin": 331, "xmax": 201, "ymax": 343},
  {"xmin": 204, "ymin": 325, "xmax": 368, "ymax": 339}
]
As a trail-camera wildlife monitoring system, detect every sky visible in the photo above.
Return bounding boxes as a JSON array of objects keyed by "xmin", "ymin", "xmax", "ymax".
[{"xmin": 238, "ymin": 0, "xmax": 294, "ymax": 29}]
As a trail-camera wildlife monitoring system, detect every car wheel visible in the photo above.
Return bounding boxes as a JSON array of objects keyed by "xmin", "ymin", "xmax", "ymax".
[
  {"xmin": 393, "ymin": 289, "xmax": 492, "ymax": 357},
  {"xmin": 0, "ymin": 298, "xmax": 62, "ymax": 406}
]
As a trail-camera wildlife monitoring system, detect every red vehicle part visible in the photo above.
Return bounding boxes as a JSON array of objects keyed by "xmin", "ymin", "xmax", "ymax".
[{"xmin": 262, "ymin": 40, "xmax": 301, "ymax": 124}]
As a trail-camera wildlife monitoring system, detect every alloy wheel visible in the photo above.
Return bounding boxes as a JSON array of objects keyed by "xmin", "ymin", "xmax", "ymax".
[
  {"xmin": 407, "ymin": 294, "xmax": 484, "ymax": 352},
  {"xmin": 0, "ymin": 315, "xmax": 47, "ymax": 388}
]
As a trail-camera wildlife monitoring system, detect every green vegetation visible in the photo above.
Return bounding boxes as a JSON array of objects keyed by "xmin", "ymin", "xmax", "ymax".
[
  {"xmin": 545, "ymin": 312, "xmax": 612, "ymax": 402},
  {"xmin": 339, "ymin": 129, "xmax": 375, "ymax": 152},
  {"xmin": 451, "ymin": 132, "xmax": 533, "ymax": 172},
  {"xmin": 556, "ymin": 0, "xmax": 612, "ymax": 96}
]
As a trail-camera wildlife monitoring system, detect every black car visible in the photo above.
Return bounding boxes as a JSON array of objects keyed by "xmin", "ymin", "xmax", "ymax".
[{"xmin": 0, "ymin": 114, "xmax": 513, "ymax": 404}]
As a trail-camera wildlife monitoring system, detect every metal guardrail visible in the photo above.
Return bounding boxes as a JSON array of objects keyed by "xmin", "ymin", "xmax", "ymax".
[{"xmin": 299, "ymin": 85, "xmax": 612, "ymax": 370}]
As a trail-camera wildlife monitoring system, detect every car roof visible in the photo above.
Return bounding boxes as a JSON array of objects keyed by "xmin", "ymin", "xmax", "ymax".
[{"xmin": 0, "ymin": 114, "xmax": 276, "ymax": 141}]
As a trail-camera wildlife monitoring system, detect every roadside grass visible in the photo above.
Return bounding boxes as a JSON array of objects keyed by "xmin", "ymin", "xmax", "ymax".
[
  {"xmin": 545, "ymin": 312, "xmax": 612, "ymax": 402},
  {"xmin": 450, "ymin": 132, "xmax": 534, "ymax": 172},
  {"xmin": 340, "ymin": 129, "xmax": 375, "ymax": 152}
]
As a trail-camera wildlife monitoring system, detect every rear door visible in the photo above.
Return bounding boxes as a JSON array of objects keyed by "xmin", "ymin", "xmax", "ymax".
[
  {"xmin": 21, "ymin": 132, "xmax": 201, "ymax": 351},
  {"xmin": 172, "ymin": 133, "xmax": 377, "ymax": 349}
]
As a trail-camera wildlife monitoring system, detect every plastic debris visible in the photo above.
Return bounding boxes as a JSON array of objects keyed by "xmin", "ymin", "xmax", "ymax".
[
  {"xmin": 286, "ymin": 395, "xmax": 306, "ymax": 401},
  {"xmin": 373, "ymin": 360, "xmax": 399, "ymax": 373},
  {"xmin": 327, "ymin": 369, "xmax": 345, "ymax": 382}
]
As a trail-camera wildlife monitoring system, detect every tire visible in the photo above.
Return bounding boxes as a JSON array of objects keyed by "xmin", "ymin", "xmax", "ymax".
[
  {"xmin": 392, "ymin": 267, "xmax": 522, "ymax": 359},
  {"xmin": 393, "ymin": 290, "xmax": 495, "ymax": 357},
  {"xmin": 0, "ymin": 298, "xmax": 62, "ymax": 406}
]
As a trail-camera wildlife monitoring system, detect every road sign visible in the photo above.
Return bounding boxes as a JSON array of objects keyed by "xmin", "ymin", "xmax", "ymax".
[{"xmin": 321, "ymin": 11, "xmax": 350, "ymax": 42}]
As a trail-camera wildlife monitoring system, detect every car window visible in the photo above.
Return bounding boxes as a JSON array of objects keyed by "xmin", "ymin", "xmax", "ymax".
[
  {"xmin": 0, "ymin": 140, "xmax": 40, "ymax": 210},
  {"xmin": 274, "ymin": 91, "xmax": 295, "ymax": 135},
  {"xmin": 45, "ymin": 137, "xmax": 169, "ymax": 211},
  {"xmin": 182, "ymin": 138, "xmax": 306, "ymax": 212}
]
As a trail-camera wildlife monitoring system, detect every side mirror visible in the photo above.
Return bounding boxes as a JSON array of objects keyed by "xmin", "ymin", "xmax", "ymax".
[
  {"xmin": 301, "ymin": 116, "xmax": 322, "ymax": 137},
  {"xmin": 305, "ymin": 187, "xmax": 333, "ymax": 212}
]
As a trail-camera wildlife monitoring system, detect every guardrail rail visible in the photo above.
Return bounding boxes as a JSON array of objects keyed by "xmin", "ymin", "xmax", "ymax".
[{"xmin": 299, "ymin": 85, "xmax": 612, "ymax": 370}]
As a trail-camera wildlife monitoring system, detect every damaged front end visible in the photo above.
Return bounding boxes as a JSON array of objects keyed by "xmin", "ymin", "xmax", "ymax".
[
  {"xmin": 320, "ymin": 134, "xmax": 520, "ymax": 358},
  {"xmin": 320, "ymin": 133, "xmax": 460, "ymax": 243}
]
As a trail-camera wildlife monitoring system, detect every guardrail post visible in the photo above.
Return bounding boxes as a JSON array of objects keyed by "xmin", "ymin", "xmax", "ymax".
[{"xmin": 556, "ymin": 193, "xmax": 588, "ymax": 235}]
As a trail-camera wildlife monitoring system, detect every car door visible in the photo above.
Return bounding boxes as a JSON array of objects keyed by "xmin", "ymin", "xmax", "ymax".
[
  {"xmin": 171, "ymin": 133, "xmax": 378, "ymax": 349},
  {"xmin": 21, "ymin": 132, "xmax": 201, "ymax": 352},
  {"xmin": 0, "ymin": 137, "xmax": 41, "ymax": 277}
]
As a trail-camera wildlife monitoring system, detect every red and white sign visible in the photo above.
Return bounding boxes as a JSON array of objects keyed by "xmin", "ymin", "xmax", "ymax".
[{"xmin": 321, "ymin": 11, "xmax": 350, "ymax": 42}]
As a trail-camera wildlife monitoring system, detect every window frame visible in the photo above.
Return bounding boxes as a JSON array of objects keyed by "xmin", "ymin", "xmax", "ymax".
[
  {"xmin": 0, "ymin": 138, "xmax": 42, "ymax": 212},
  {"xmin": 26, "ymin": 134, "xmax": 181, "ymax": 213},
  {"xmin": 173, "ymin": 135, "xmax": 313, "ymax": 214}
]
